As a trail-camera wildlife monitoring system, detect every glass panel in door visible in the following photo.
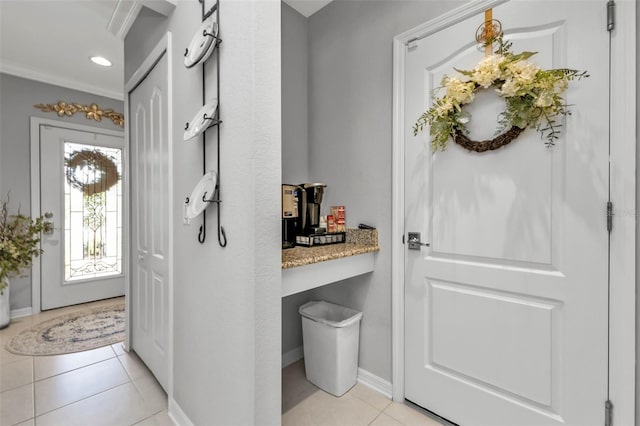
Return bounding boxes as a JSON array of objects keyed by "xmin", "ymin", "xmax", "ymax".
[{"xmin": 64, "ymin": 142, "xmax": 122, "ymax": 282}]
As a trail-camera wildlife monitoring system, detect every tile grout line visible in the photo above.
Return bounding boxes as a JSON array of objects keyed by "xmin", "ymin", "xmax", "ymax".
[
  {"xmin": 31, "ymin": 354, "xmax": 36, "ymax": 425},
  {"xmin": 32, "ymin": 349, "xmax": 118, "ymax": 383},
  {"xmin": 347, "ymin": 386, "xmax": 393, "ymax": 415},
  {"xmin": 0, "ymin": 356, "xmax": 34, "ymax": 394},
  {"xmin": 1, "ymin": 301, "xmax": 126, "ymax": 425},
  {"xmin": 33, "ymin": 379, "xmax": 134, "ymax": 419},
  {"xmin": 32, "ymin": 352, "xmax": 131, "ymax": 418},
  {"xmin": 114, "ymin": 351, "xmax": 167, "ymax": 420},
  {"xmin": 367, "ymin": 410, "xmax": 387, "ymax": 426}
]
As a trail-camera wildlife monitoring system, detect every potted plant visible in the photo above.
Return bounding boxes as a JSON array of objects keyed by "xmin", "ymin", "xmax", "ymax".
[{"xmin": 0, "ymin": 195, "xmax": 49, "ymax": 328}]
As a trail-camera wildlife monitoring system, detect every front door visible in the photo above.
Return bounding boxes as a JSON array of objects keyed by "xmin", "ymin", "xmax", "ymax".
[
  {"xmin": 40, "ymin": 125, "xmax": 125, "ymax": 310},
  {"xmin": 404, "ymin": 2, "xmax": 609, "ymax": 425},
  {"xmin": 129, "ymin": 51, "xmax": 170, "ymax": 391}
]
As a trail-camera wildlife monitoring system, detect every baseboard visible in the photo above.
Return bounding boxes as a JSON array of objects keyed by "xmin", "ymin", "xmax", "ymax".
[
  {"xmin": 282, "ymin": 346, "xmax": 304, "ymax": 368},
  {"xmin": 357, "ymin": 367, "xmax": 393, "ymax": 400},
  {"xmin": 11, "ymin": 307, "xmax": 33, "ymax": 319},
  {"xmin": 283, "ymin": 349, "xmax": 392, "ymax": 400},
  {"xmin": 168, "ymin": 397, "xmax": 194, "ymax": 426}
]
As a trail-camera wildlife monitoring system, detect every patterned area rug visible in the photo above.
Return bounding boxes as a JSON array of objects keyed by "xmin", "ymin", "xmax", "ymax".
[{"xmin": 5, "ymin": 302, "xmax": 125, "ymax": 356}]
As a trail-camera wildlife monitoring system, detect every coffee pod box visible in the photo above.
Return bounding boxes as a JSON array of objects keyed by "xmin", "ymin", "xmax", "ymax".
[{"xmin": 331, "ymin": 206, "xmax": 346, "ymax": 232}]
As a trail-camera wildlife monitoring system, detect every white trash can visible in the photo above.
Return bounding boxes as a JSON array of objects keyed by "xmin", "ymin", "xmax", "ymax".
[{"xmin": 299, "ymin": 300, "xmax": 363, "ymax": 396}]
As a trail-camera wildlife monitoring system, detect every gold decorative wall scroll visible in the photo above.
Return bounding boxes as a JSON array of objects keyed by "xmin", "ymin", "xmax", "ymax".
[{"xmin": 34, "ymin": 101, "xmax": 124, "ymax": 127}]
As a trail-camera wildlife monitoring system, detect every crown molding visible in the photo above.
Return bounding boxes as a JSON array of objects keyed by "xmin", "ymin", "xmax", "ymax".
[
  {"xmin": 0, "ymin": 61, "xmax": 124, "ymax": 101},
  {"xmin": 138, "ymin": 0, "xmax": 177, "ymax": 17},
  {"xmin": 107, "ymin": 0, "xmax": 143, "ymax": 40},
  {"xmin": 108, "ymin": 0, "xmax": 176, "ymax": 40}
]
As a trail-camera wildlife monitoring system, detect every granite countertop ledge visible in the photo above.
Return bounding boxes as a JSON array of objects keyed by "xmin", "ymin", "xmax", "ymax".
[{"xmin": 282, "ymin": 228, "xmax": 379, "ymax": 269}]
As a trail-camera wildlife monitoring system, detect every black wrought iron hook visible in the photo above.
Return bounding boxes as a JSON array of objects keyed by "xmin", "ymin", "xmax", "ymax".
[{"xmin": 198, "ymin": 213, "xmax": 206, "ymax": 244}]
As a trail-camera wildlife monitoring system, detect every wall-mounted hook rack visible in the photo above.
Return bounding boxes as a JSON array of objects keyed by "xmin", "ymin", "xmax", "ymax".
[
  {"xmin": 183, "ymin": 32, "xmax": 222, "ymax": 59},
  {"xmin": 187, "ymin": 0, "xmax": 226, "ymax": 247},
  {"xmin": 184, "ymin": 112, "xmax": 221, "ymax": 132},
  {"xmin": 203, "ymin": 113, "xmax": 221, "ymax": 126},
  {"xmin": 203, "ymin": 2, "xmax": 218, "ymax": 20},
  {"xmin": 202, "ymin": 188, "xmax": 222, "ymax": 204}
]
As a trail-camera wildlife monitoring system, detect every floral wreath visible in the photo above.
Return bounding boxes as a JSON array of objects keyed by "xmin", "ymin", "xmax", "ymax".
[
  {"xmin": 65, "ymin": 150, "xmax": 120, "ymax": 196},
  {"xmin": 413, "ymin": 37, "xmax": 588, "ymax": 152}
]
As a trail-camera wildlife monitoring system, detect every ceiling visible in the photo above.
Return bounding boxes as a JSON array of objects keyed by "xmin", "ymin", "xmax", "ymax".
[
  {"xmin": 0, "ymin": 0, "xmax": 330, "ymax": 102},
  {"xmin": 0, "ymin": 0, "xmax": 124, "ymax": 100},
  {"xmin": 283, "ymin": 0, "xmax": 333, "ymax": 17}
]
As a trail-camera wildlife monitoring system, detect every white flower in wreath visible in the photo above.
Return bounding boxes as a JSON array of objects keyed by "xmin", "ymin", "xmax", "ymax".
[
  {"xmin": 506, "ymin": 59, "xmax": 539, "ymax": 84},
  {"xmin": 471, "ymin": 54, "xmax": 505, "ymax": 88},
  {"xmin": 444, "ymin": 77, "xmax": 475, "ymax": 105},
  {"xmin": 434, "ymin": 97, "xmax": 455, "ymax": 118},
  {"xmin": 412, "ymin": 36, "xmax": 589, "ymax": 152},
  {"xmin": 498, "ymin": 78, "xmax": 520, "ymax": 97},
  {"xmin": 498, "ymin": 60, "xmax": 540, "ymax": 97}
]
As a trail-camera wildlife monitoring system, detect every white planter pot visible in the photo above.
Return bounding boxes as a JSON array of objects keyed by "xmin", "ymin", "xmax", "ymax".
[{"xmin": 0, "ymin": 278, "xmax": 9, "ymax": 329}]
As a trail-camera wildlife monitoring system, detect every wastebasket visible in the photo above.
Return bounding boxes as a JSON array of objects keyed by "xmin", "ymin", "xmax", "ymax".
[{"xmin": 299, "ymin": 300, "xmax": 363, "ymax": 396}]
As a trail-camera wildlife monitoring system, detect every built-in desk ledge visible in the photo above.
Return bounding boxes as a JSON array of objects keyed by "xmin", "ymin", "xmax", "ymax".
[{"xmin": 282, "ymin": 229, "xmax": 379, "ymax": 297}]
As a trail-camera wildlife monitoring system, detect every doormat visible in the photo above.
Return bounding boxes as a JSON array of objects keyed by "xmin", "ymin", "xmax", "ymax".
[{"xmin": 5, "ymin": 301, "xmax": 125, "ymax": 356}]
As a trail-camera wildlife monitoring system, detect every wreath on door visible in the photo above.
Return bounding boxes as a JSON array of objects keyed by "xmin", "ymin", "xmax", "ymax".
[
  {"xmin": 413, "ymin": 37, "xmax": 588, "ymax": 152},
  {"xmin": 65, "ymin": 150, "xmax": 120, "ymax": 196}
]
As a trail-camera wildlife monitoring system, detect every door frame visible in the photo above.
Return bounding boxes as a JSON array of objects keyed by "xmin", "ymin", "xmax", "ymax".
[
  {"xmin": 123, "ymin": 30, "xmax": 174, "ymax": 400},
  {"xmin": 29, "ymin": 117, "xmax": 125, "ymax": 313},
  {"xmin": 391, "ymin": 0, "xmax": 636, "ymax": 423}
]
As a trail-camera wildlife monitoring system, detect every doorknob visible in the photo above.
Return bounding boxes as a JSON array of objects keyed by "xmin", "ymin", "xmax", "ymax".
[
  {"xmin": 43, "ymin": 212, "xmax": 54, "ymax": 235},
  {"xmin": 138, "ymin": 254, "xmax": 145, "ymax": 261},
  {"xmin": 407, "ymin": 232, "xmax": 430, "ymax": 250}
]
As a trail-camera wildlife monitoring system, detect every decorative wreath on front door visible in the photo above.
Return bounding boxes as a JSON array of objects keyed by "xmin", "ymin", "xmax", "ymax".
[
  {"xmin": 413, "ymin": 37, "xmax": 588, "ymax": 152},
  {"xmin": 66, "ymin": 150, "xmax": 120, "ymax": 196}
]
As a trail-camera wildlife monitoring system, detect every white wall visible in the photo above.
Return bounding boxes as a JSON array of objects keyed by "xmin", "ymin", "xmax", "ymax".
[
  {"xmin": 0, "ymin": 73, "xmax": 123, "ymax": 311},
  {"xmin": 305, "ymin": 0, "xmax": 463, "ymax": 382},
  {"xmin": 282, "ymin": 2, "xmax": 308, "ymax": 185},
  {"xmin": 280, "ymin": 0, "xmax": 465, "ymax": 381},
  {"xmin": 280, "ymin": 3, "xmax": 314, "ymax": 362},
  {"xmin": 636, "ymin": 3, "xmax": 639, "ymax": 423},
  {"xmin": 125, "ymin": 1, "xmax": 281, "ymax": 424}
]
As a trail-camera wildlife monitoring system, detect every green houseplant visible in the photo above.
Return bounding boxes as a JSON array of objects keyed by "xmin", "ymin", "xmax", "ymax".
[{"xmin": 0, "ymin": 195, "xmax": 49, "ymax": 328}]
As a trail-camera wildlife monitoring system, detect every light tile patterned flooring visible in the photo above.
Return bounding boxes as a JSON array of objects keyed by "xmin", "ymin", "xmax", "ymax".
[
  {"xmin": 0, "ymin": 298, "xmax": 170, "ymax": 426},
  {"xmin": 282, "ymin": 360, "xmax": 445, "ymax": 426},
  {"xmin": 2, "ymin": 298, "xmax": 444, "ymax": 426}
]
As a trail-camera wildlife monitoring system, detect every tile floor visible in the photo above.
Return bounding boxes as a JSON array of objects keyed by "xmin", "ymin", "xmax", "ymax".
[
  {"xmin": 0, "ymin": 298, "xmax": 170, "ymax": 426},
  {"xmin": 2, "ymin": 298, "xmax": 444, "ymax": 426},
  {"xmin": 282, "ymin": 360, "xmax": 445, "ymax": 426}
]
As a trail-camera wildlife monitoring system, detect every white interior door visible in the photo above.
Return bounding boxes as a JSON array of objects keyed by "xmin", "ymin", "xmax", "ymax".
[
  {"xmin": 40, "ymin": 125, "xmax": 125, "ymax": 310},
  {"xmin": 129, "ymin": 51, "xmax": 170, "ymax": 391},
  {"xmin": 404, "ymin": 2, "xmax": 609, "ymax": 425}
]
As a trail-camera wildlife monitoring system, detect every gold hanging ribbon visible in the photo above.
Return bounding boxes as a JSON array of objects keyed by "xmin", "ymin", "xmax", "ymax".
[
  {"xmin": 484, "ymin": 9, "xmax": 493, "ymax": 56},
  {"xmin": 475, "ymin": 10, "xmax": 501, "ymax": 56}
]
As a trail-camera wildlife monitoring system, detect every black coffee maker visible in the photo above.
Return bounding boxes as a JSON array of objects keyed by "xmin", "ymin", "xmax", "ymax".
[
  {"xmin": 297, "ymin": 183, "xmax": 327, "ymax": 235},
  {"xmin": 282, "ymin": 184, "xmax": 300, "ymax": 249}
]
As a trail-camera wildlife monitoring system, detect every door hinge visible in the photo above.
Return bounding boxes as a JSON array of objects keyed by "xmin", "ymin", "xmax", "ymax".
[
  {"xmin": 607, "ymin": 0, "xmax": 615, "ymax": 32},
  {"xmin": 605, "ymin": 400, "xmax": 613, "ymax": 426},
  {"xmin": 607, "ymin": 201, "xmax": 614, "ymax": 233}
]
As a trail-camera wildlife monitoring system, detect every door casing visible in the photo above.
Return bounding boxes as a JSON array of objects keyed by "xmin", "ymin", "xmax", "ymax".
[
  {"xmin": 29, "ymin": 117, "xmax": 125, "ymax": 313},
  {"xmin": 391, "ymin": 0, "xmax": 636, "ymax": 423}
]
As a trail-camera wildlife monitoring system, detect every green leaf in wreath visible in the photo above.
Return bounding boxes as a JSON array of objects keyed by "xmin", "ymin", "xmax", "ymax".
[
  {"xmin": 453, "ymin": 68, "xmax": 474, "ymax": 77},
  {"xmin": 509, "ymin": 51, "xmax": 537, "ymax": 62}
]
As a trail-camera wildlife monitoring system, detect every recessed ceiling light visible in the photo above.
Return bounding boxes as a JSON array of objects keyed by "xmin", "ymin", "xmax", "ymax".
[{"xmin": 90, "ymin": 56, "xmax": 112, "ymax": 67}]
